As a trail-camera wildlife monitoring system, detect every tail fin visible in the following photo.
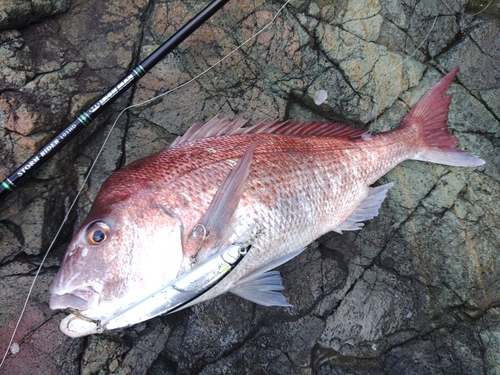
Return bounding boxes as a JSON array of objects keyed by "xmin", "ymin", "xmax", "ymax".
[{"xmin": 398, "ymin": 67, "xmax": 485, "ymax": 167}]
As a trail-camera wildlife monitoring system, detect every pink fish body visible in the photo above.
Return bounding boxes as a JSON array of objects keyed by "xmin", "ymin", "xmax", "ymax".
[{"xmin": 50, "ymin": 67, "xmax": 484, "ymax": 337}]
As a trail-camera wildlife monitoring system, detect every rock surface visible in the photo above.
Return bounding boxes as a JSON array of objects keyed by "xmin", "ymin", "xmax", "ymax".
[
  {"xmin": 0, "ymin": 0, "xmax": 499, "ymax": 374},
  {"xmin": 0, "ymin": 0, "xmax": 71, "ymax": 32}
]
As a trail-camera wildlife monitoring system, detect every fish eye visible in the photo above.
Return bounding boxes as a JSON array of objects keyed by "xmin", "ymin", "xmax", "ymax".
[{"xmin": 86, "ymin": 222, "xmax": 110, "ymax": 245}]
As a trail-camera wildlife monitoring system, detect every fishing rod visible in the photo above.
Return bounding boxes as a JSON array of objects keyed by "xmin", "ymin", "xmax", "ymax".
[{"xmin": 0, "ymin": 0, "xmax": 231, "ymax": 202}]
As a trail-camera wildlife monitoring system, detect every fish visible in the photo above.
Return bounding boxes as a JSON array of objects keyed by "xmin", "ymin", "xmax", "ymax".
[{"xmin": 49, "ymin": 67, "xmax": 484, "ymax": 337}]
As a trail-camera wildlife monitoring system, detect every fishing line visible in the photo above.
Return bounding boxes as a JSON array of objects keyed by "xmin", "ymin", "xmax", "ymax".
[
  {"xmin": 387, "ymin": 14, "xmax": 438, "ymax": 75},
  {"xmin": 372, "ymin": 0, "xmax": 492, "ymax": 121},
  {"xmin": 3, "ymin": 0, "xmax": 484, "ymax": 365},
  {"xmin": 0, "ymin": 0, "xmax": 290, "ymax": 367},
  {"xmin": 370, "ymin": 13, "xmax": 438, "ymax": 127},
  {"xmin": 382, "ymin": 0, "xmax": 493, "ymax": 107},
  {"xmin": 470, "ymin": 0, "xmax": 493, "ymax": 16}
]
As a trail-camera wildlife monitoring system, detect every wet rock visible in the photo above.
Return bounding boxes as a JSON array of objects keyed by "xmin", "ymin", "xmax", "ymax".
[
  {"xmin": 0, "ymin": 30, "xmax": 33, "ymax": 90},
  {"xmin": 0, "ymin": 0, "xmax": 70, "ymax": 32},
  {"xmin": 0, "ymin": 261, "xmax": 81, "ymax": 374},
  {"xmin": 0, "ymin": 0, "xmax": 498, "ymax": 374},
  {"xmin": 382, "ymin": 324, "xmax": 487, "ymax": 375}
]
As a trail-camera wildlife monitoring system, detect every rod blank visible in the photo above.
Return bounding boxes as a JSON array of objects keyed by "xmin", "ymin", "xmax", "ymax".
[{"xmin": 0, "ymin": 0, "xmax": 230, "ymax": 202}]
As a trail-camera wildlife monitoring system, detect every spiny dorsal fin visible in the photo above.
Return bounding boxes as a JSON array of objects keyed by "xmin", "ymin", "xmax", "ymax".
[
  {"xmin": 170, "ymin": 116, "xmax": 368, "ymax": 147},
  {"xmin": 242, "ymin": 119, "xmax": 367, "ymax": 138},
  {"xmin": 170, "ymin": 117, "xmax": 251, "ymax": 147}
]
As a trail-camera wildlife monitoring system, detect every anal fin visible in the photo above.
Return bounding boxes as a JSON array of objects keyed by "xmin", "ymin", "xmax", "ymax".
[
  {"xmin": 334, "ymin": 182, "xmax": 394, "ymax": 234},
  {"xmin": 229, "ymin": 248, "xmax": 305, "ymax": 307}
]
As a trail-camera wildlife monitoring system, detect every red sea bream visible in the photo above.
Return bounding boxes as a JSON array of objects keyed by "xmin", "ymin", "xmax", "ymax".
[{"xmin": 49, "ymin": 67, "xmax": 484, "ymax": 337}]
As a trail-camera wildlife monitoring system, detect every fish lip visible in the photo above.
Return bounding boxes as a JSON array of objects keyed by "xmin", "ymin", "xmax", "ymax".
[
  {"xmin": 59, "ymin": 313, "xmax": 101, "ymax": 337},
  {"xmin": 49, "ymin": 285, "xmax": 102, "ymax": 311}
]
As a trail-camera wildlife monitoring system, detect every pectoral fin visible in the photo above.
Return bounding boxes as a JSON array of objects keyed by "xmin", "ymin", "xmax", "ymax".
[
  {"xmin": 229, "ymin": 248, "xmax": 305, "ymax": 307},
  {"xmin": 189, "ymin": 140, "xmax": 263, "ymax": 260},
  {"xmin": 334, "ymin": 182, "xmax": 394, "ymax": 234},
  {"xmin": 201, "ymin": 140, "xmax": 263, "ymax": 236}
]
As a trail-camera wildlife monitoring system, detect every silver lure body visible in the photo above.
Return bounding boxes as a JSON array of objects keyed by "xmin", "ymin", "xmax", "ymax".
[{"xmin": 59, "ymin": 240, "xmax": 251, "ymax": 336}]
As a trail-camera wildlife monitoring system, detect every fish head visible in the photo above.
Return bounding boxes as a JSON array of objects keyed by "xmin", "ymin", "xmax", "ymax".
[{"xmin": 49, "ymin": 186, "xmax": 184, "ymax": 337}]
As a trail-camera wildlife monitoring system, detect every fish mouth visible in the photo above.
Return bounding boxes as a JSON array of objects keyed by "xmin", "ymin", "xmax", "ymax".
[
  {"xmin": 49, "ymin": 285, "xmax": 101, "ymax": 311},
  {"xmin": 59, "ymin": 313, "xmax": 102, "ymax": 337}
]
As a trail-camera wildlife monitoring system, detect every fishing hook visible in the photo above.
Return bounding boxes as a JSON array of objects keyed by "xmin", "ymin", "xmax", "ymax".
[
  {"xmin": 66, "ymin": 309, "xmax": 104, "ymax": 333},
  {"xmin": 192, "ymin": 223, "xmax": 222, "ymax": 252}
]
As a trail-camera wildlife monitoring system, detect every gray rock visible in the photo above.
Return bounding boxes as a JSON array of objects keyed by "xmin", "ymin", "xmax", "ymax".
[
  {"xmin": 0, "ymin": 0, "xmax": 498, "ymax": 374},
  {"xmin": 0, "ymin": 0, "xmax": 71, "ymax": 32}
]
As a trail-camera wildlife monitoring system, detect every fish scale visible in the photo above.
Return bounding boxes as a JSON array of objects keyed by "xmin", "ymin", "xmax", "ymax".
[
  {"xmin": 163, "ymin": 134, "xmax": 411, "ymax": 304},
  {"xmin": 49, "ymin": 67, "xmax": 485, "ymax": 336}
]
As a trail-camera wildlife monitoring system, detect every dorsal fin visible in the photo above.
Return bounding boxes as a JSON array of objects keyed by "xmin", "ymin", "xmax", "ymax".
[
  {"xmin": 264, "ymin": 120, "xmax": 367, "ymax": 138},
  {"xmin": 170, "ymin": 117, "xmax": 251, "ymax": 147},
  {"xmin": 170, "ymin": 116, "xmax": 368, "ymax": 147}
]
